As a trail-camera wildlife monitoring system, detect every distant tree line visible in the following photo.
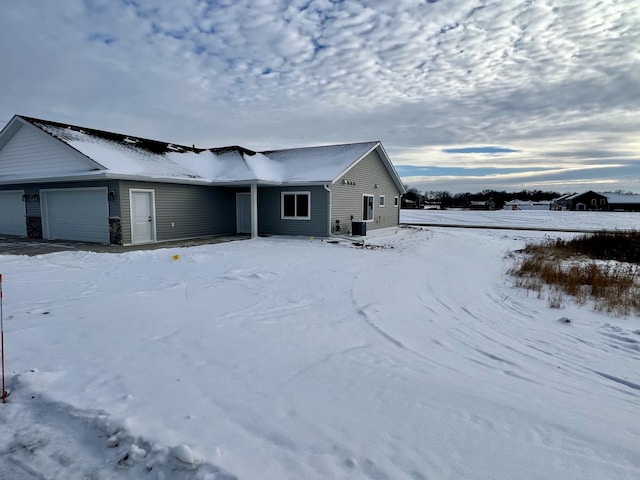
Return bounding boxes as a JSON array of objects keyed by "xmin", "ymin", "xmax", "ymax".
[{"xmin": 401, "ymin": 188, "xmax": 567, "ymax": 210}]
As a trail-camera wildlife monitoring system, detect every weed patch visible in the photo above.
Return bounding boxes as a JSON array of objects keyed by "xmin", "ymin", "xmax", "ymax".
[{"xmin": 509, "ymin": 231, "xmax": 640, "ymax": 316}]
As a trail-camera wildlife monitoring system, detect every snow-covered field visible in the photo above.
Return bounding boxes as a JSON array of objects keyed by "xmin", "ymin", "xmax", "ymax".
[
  {"xmin": 401, "ymin": 209, "xmax": 640, "ymax": 231},
  {"xmin": 1, "ymin": 211, "xmax": 639, "ymax": 479}
]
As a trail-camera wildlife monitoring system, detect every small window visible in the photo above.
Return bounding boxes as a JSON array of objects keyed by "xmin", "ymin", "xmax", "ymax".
[
  {"xmin": 363, "ymin": 194, "xmax": 374, "ymax": 221},
  {"xmin": 600, "ymin": 199, "xmax": 605, "ymax": 205},
  {"xmin": 394, "ymin": 196, "xmax": 399, "ymax": 207},
  {"xmin": 379, "ymin": 195, "xmax": 385, "ymax": 207},
  {"xmin": 591, "ymin": 199, "xmax": 597, "ymax": 206},
  {"xmin": 281, "ymin": 192, "xmax": 310, "ymax": 219}
]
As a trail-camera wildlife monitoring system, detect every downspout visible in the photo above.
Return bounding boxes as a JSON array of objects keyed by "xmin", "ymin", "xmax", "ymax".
[{"xmin": 324, "ymin": 184, "xmax": 332, "ymax": 236}]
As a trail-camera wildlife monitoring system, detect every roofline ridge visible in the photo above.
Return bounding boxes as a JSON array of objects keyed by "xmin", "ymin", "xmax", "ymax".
[{"xmin": 260, "ymin": 140, "xmax": 379, "ymax": 154}]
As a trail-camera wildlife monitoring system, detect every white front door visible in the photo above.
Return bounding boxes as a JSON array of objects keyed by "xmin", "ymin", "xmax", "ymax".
[
  {"xmin": 130, "ymin": 189, "xmax": 156, "ymax": 244},
  {"xmin": 236, "ymin": 193, "xmax": 251, "ymax": 233}
]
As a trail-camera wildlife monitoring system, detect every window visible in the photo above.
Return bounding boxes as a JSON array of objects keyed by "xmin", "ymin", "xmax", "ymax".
[
  {"xmin": 281, "ymin": 192, "xmax": 310, "ymax": 219},
  {"xmin": 394, "ymin": 196, "xmax": 399, "ymax": 207},
  {"xmin": 600, "ymin": 199, "xmax": 605, "ymax": 205},
  {"xmin": 591, "ymin": 199, "xmax": 597, "ymax": 206},
  {"xmin": 363, "ymin": 194, "xmax": 374, "ymax": 221},
  {"xmin": 379, "ymin": 195, "xmax": 385, "ymax": 207}
]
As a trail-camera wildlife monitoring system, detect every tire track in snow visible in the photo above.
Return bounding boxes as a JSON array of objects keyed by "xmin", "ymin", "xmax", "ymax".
[
  {"xmin": 404, "ymin": 228, "xmax": 639, "ymax": 406},
  {"xmin": 279, "ymin": 344, "xmax": 370, "ymax": 386}
]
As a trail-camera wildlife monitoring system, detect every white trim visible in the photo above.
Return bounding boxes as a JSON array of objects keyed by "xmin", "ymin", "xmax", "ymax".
[
  {"xmin": 333, "ymin": 142, "xmax": 380, "ymax": 180},
  {"xmin": 281, "ymin": 191, "xmax": 311, "ymax": 220},
  {"xmin": 332, "ymin": 142, "xmax": 406, "ymax": 195},
  {"xmin": 363, "ymin": 194, "xmax": 374, "ymax": 222},
  {"xmin": 379, "ymin": 195, "xmax": 385, "ymax": 207},
  {"xmin": 324, "ymin": 184, "xmax": 332, "ymax": 235},
  {"xmin": 129, "ymin": 188, "xmax": 157, "ymax": 244},
  {"xmin": 13, "ymin": 117, "xmax": 107, "ymax": 171},
  {"xmin": 394, "ymin": 196, "xmax": 399, "ymax": 207}
]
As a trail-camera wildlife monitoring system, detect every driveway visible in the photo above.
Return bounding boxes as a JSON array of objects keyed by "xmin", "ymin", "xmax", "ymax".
[{"xmin": 0, "ymin": 234, "xmax": 249, "ymax": 256}]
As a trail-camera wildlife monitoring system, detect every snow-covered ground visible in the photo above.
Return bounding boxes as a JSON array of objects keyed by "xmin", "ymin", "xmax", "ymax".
[
  {"xmin": 401, "ymin": 209, "xmax": 640, "ymax": 231},
  {"xmin": 1, "ymin": 211, "xmax": 639, "ymax": 479}
]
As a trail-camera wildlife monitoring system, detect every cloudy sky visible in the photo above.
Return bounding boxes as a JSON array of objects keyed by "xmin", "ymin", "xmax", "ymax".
[{"xmin": 1, "ymin": 0, "xmax": 639, "ymax": 193}]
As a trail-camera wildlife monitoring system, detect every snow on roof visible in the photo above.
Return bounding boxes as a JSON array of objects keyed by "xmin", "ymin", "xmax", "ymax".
[
  {"xmin": 552, "ymin": 194, "xmax": 574, "ymax": 201},
  {"xmin": 600, "ymin": 193, "xmax": 640, "ymax": 204},
  {"xmin": 168, "ymin": 150, "xmax": 255, "ymax": 182},
  {"xmin": 19, "ymin": 116, "xmax": 382, "ymax": 185},
  {"xmin": 262, "ymin": 142, "xmax": 378, "ymax": 183},
  {"xmin": 505, "ymin": 199, "xmax": 551, "ymax": 205}
]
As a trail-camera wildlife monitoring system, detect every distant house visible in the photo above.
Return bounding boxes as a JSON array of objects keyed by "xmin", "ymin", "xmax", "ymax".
[
  {"xmin": 503, "ymin": 199, "xmax": 551, "ymax": 211},
  {"xmin": 0, "ymin": 115, "xmax": 405, "ymax": 244},
  {"xmin": 550, "ymin": 191, "xmax": 640, "ymax": 212},
  {"xmin": 552, "ymin": 191, "xmax": 608, "ymax": 211},
  {"xmin": 423, "ymin": 200, "xmax": 441, "ymax": 210},
  {"xmin": 550, "ymin": 193, "xmax": 574, "ymax": 210},
  {"xmin": 468, "ymin": 200, "xmax": 495, "ymax": 210},
  {"xmin": 601, "ymin": 193, "xmax": 640, "ymax": 212}
]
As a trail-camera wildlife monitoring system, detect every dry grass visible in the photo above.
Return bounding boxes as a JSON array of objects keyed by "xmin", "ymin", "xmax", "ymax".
[{"xmin": 508, "ymin": 231, "xmax": 640, "ymax": 316}]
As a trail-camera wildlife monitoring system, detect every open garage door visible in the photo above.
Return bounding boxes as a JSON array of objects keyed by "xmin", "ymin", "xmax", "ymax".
[
  {"xmin": 41, "ymin": 187, "xmax": 109, "ymax": 243},
  {"xmin": 0, "ymin": 190, "xmax": 27, "ymax": 236}
]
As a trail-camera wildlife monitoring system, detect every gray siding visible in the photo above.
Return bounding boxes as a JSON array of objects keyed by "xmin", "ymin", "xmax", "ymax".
[
  {"xmin": 258, "ymin": 186, "xmax": 330, "ymax": 237},
  {"xmin": 120, "ymin": 181, "xmax": 237, "ymax": 244},
  {"xmin": 329, "ymin": 147, "xmax": 401, "ymax": 234},
  {"xmin": 0, "ymin": 123, "xmax": 98, "ymax": 176},
  {"xmin": 0, "ymin": 180, "xmax": 120, "ymax": 218},
  {"xmin": 0, "ymin": 181, "xmax": 119, "ymax": 241}
]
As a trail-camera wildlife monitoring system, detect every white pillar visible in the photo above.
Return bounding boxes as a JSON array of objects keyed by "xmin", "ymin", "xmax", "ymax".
[{"xmin": 250, "ymin": 183, "xmax": 258, "ymax": 238}]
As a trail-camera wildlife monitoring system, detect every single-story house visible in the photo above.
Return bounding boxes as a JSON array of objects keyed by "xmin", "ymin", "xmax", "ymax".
[
  {"xmin": 550, "ymin": 193, "xmax": 574, "ymax": 210},
  {"xmin": 468, "ymin": 200, "xmax": 495, "ymax": 210},
  {"xmin": 550, "ymin": 191, "xmax": 640, "ymax": 212},
  {"xmin": 0, "ymin": 115, "xmax": 406, "ymax": 245},
  {"xmin": 553, "ymin": 191, "xmax": 608, "ymax": 211},
  {"xmin": 503, "ymin": 199, "xmax": 551, "ymax": 211}
]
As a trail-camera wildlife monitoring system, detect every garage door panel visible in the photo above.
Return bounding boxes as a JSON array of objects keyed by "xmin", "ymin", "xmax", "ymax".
[
  {"xmin": 0, "ymin": 190, "xmax": 27, "ymax": 236},
  {"xmin": 42, "ymin": 188, "xmax": 109, "ymax": 243}
]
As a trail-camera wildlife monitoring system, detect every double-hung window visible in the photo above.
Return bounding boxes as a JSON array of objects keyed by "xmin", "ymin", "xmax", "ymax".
[
  {"xmin": 281, "ymin": 192, "xmax": 310, "ymax": 219},
  {"xmin": 379, "ymin": 195, "xmax": 385, "ymax": 207},
  {"xmin": 363, "ymin": 194, "xmax": 374, "ymax": 221}
]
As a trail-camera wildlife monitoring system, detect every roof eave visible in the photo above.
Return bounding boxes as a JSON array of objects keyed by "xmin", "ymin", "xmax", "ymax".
[
  {"xmin": 0, "ymin": 172, "xmax": 336, "ymax": 187},
  {"xmin": 331, "ymin": 141, "xmax": 406, "ymax": 194},
  {"xmin": 0, "ymin": 171, "xmax": 110, "ymax": 186},
  {"xmin": 16, "ymin": 115, "xmax": 109, "ymax": 171}
]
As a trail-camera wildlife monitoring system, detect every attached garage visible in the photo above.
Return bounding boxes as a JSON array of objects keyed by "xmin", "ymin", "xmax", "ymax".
[
  {"xmin": 0, "ymin": 190, "xmax": 27, "ymax": 236},
  {"xmin": 41, "ymin": 187, "xmax": 109, "ymax": 243}
]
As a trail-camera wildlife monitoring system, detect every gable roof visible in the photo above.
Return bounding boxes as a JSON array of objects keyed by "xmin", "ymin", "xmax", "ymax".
[
  {"xmin": 564, "ymin": 190, "xmax": 607, "ymax": 201},
  {"xmin": 552, "ymin": 193, "xmax": 574, "ymax": 202},
  {"xmin": 0, "ymin": 115, "xmax": 405, "ymax": 192}
]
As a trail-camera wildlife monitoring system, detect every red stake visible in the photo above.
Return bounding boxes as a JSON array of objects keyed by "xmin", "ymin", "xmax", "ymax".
[{"xmin": 1, "ymin": 273, "xmax": 6, "ymax": 403}]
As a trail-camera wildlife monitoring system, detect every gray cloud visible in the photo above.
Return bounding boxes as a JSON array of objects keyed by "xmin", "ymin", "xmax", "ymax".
[{"xmin": 1, "ymin": 0, "xmax": 638, "ymax": 192}]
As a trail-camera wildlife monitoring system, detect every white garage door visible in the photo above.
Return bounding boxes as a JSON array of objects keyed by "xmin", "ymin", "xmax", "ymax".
[
  {"xmin": 0, "ymin": 190, "xmax": 27, "ymax": 236},
  {"xmin": 42, "ymin": 188, "xmax": 109, "ymax": 243}
]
